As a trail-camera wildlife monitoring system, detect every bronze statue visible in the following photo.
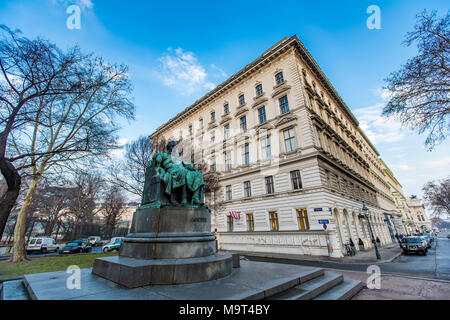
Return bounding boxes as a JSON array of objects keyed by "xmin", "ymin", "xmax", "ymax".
[{"xmin": 141, "ymin": 141, "xmax": 206, "ymax": 208}]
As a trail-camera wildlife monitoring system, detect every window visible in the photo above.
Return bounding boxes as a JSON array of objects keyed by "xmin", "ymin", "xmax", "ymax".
[
  {"xmin": 269, "ymin": 211, "xmax": 279, "ymax": 231},
  {"xmin": 244, "ymin": 181, "xmax": 251, "ymax": 198},
  {"xmin": 258, "ymin": 106, "xmax": 266, "ymax": 124},
  {"xmin": 246, "ymin": 213, "xmax": 254, "ymax": 231},
  {"xmin": 240, "ymin": 116, "xmax": 247, "ymax": 132},
  {"xmin": 275, "ymin": 72, "xmax": 284, "ymax": 85},
  {"xmin": 224, "ymin": 104, "xmax": 229, "ymax": 114},
  {"xmin": 211, "ymin": 111, "xmax": 215, "ymax": 121},
  {"xmin": 242, "ymin": 143, "xmax": 249, "ymax": 166},
  {"xmin": 325, "ymin": 170, "xmax": 331, "ymax": 187},
  {"xmin": 199, "ymin": 118, "xmax": 203, "ymax": 128},
  {"xmin": 227, "ymin": 215, "xmax": 233, "ymax": 232},
  {"xmin": 261, "ymin": 136, "xmax": 271, "ymax": 160},
  {"xmin": 283, "ymin": 128, "xmax": 297, "ymax": 152},
  {"xmin": 226, "ymin": 185, "xmax": 232, "ymax": 200},
  {"xmin": 239, "ymin": 94, "xmax": 245, "ymax": 106},
  {"xmin": 210, "ymin": 156, "xmax": 216, "ymax": 172},
  {"xmin": 297, "ymin": 208, "xmax": 310, "ymax": 230},
  {"xmin": 198, "ymin": 137, "xmax": 203, "ymax": 149},
  {"xmin": 224, "ymin": 124, "xmax": 230, "ymax": 139},
  {"xmin": 256, "ymin": 84, "xmax": 263, "ymax": 96},
  {"xmin": 290, "ymin": 170, "xmax": 302, "ymax": 190},
  {"xmin": 279, "ymin": 95, "xmax": 290, "ymax": 114},
  {"xmin": 189, "ymin": 125, "xmax": 193, "ymax": 135},
  {"xmin": 265, "ymin": 176, "xmax": 274, "ymax": 194},
  {"xmin": 211, "ymin": 131, "xmax": 215, "ymax": 143},
  {"xmin": 225, "ymin": 151, "xmax": 232, "ymax": 171}
]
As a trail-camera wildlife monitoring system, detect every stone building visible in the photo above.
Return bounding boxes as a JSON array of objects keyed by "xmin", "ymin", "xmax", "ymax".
[
  {"xmin": 150, "ymin": 35, "xmax": 396, "ymax": 257},
  {"xmin": 380, "ymin": 160, "xmax": 412, "ymax": 236},
  {"xmin": 406, "ymin": 196, "xmax": 432, "ymax": 233}
]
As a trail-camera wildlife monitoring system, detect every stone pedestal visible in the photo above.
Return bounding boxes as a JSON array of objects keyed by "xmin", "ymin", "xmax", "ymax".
[{"xmin": 92, "ymin": 206, "xmax": 232, "ymax": 288}]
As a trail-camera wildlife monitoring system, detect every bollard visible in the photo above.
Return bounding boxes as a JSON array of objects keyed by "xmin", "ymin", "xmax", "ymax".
[{"xmin": 232, "ymin": 253, "xmax": 240, "ymax": 268}]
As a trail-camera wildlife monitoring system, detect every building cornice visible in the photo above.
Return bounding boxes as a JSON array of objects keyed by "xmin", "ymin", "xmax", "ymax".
[{"xmin": 149, "ymin": 35, "xmax": 362, "ymax": 141}]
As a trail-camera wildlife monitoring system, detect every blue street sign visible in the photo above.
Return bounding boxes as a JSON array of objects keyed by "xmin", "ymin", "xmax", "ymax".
[
  {"xmin": 314, "ymin": 208, "xmax": 323, "ymax": 212},
  {"xmin": 318, "ymin": 219, "xmax": 329, "ymax": 224}
]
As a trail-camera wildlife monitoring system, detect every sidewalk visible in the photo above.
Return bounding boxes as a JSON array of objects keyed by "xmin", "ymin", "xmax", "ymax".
[{"xmin": 226, "ymin": 243, "xmax": 402, "ymax": 265}]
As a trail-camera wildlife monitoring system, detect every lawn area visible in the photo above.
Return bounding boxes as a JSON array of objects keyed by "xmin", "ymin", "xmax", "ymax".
[{"xmin": 0, "ymin": 252, "xmax": 118, "ymax": 279}]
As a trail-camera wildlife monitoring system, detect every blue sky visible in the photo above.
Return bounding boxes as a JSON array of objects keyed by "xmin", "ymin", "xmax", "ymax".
[{"xmin": 0, "ymin": 0, "xmax": 449, "ymax": 203}]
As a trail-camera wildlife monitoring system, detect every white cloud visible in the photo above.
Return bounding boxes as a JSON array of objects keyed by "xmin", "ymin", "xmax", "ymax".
[
  {"xmin": 370, "ymin": 87, "xmax": 393, "ymax": 102},
  {"xmin": 51, "ymin": 0, "xmax": 94, "ymax": 10},
  {"xmin": 354, "ymin": 103, "xmax": 405, "ymax": 144},
  {"xmin": 424, "ymin": 156, "xmax": 450, "ymax": 169},
  {"xmin": 390, "ymin": 164, "xmax": 416, "ymax": 171},
  {"xmin": 211, "ymin": 64, "xmax": 227, "ymax": 78},
  {"xmin": 156, "ymin": 47, "xmax": 215, "ymax": 94}
]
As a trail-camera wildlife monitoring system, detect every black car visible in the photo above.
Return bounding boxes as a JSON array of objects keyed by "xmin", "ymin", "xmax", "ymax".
[
  {"xmin": 400, "ymin": 237, "xmax": 428, "ymax": 255},
  {"xmin": 59, "ymin": 241, "xmax": 92, "ymax": 254}
]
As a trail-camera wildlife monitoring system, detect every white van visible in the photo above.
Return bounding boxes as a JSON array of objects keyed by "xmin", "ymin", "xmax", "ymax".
[
  {"xmin": 88, "ymin": 236, "xmax": 102, "ymax": 246},
  {"xmin": 26, "ymin": 237, "xmax": 59, "ymax": 254}
]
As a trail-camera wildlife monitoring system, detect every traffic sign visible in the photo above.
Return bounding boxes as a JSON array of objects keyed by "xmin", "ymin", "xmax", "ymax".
[{"xmin": 318, "ymin": 219, "xmax": 329, "ymax": 224}]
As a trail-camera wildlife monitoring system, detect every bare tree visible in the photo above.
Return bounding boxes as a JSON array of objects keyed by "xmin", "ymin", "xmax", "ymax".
[
  {"xmin": 0, "ymin": 25, "xmax": 104, "ymax": 241},
  {"xmin": 108, "ymin": 136, "xmax": 152, "ymax": 199},
  {"xmin": 65, "ymin": 172, "xmax": 104, "ymax": 240},
  {"xmin": 30, "ymin": 185, "xmax": 71, "ymax": 236},
  {"xmin": 9, "ymin": 52, "xmax": 134, "ymax": 261},
  {"xmin": 382, "ymin": 10, "xmax": 450, "ymax": 150},
  {"xmin": 422, "ymin": 177, "xmax": 450, "ymax": 218},
  {"xmin": 100, "ymin": 185, "xmax": 126, "ymax": 238}
]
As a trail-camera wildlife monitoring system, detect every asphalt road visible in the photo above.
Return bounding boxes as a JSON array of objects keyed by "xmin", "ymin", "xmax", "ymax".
[
  {"xmin": 245, "ymin": 235, "xmax": 450, "ymax": 281},
  {"xmin": 0, "ymin": 245, "xmax": 104, "ymax": 260}
]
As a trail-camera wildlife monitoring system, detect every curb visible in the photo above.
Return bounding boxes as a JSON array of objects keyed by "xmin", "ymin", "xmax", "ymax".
[
  {"xmin": 238, "ymin": 250, "xmax": 403, "ymax": 265},
  {"xmin": 0, "ymin": 276, "xmax": 25, "ymax": 283}
]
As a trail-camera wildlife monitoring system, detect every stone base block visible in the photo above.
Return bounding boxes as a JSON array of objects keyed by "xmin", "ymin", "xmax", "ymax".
[{"xmin": 92, "ymin": 253, "xmax": 233, "ymax": 288}]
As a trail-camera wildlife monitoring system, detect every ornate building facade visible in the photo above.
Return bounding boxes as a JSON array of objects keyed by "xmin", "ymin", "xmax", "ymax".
[
  {"xmin": 150, "ymin": 36, "xmax": 401, "ymax": 257},
  {"xmin": 406, "ymin": 196, "xmax": 432, "ymax": 233}
]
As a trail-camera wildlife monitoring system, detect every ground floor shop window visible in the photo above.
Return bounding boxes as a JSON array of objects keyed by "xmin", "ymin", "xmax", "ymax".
[
  {"xmin": 227, "ymin": 215, "xmax": 233, "ymax": 232},
  {"xmin": 246, "ymin": 213, "xmax": 254, "ymax": 231},
  {"xmin": 297, "ymin": 208, "xmax": 310, "ymax": 230},
  {"xmin": 269, "ymin": 211, "xmax": 279, "ymax": 231}
]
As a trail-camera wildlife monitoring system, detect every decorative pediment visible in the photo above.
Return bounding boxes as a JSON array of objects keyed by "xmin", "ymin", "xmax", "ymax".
[
  {"xmin": 271, "ymin": 84, "xmax": 291, "ymax": 98},
  {"xmin": 208, "ymin": 123, "xmax": 218, "ymax": 130},
  {"xmin": 234, "ymin": 107, "xmax": 249, "ymax": 117},
  {"xmin": 236, "ymin": 133, "xmax": 252, "ymax": 143},
  {"xmin": 275, "ymin": 114, "xmax": 297, "ymax": 127},
  {"xmin": 220, "ymin": 116, "xmax": 232, "ymax": 125},
  {"xmin": 251, "ymin": 96, "xmax": 268, "ymax": 109},
  {"xmin": 256, "ymin": 123, "xmax": 275, "ymax": 135}
]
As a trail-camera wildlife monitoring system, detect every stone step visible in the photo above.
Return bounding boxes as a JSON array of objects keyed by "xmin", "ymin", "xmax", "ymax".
[
  {"xmin": 1, "ymin": 279, "xmax": 30, "ymax": 300},
  {"xmin": 314, "ymin": 279, "xmax": 364, "ymax": 300},
  {"xmin": 268, "ymin": 272, "xmax": 343, "ymax": 300}
]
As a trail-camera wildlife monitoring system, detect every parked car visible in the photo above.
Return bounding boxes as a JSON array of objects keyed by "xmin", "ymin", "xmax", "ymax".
[
  {"xmin": 102, "ymin": 238, "xmax": 123, "ymax": 252},
  {"xmin": 59, "ymin": 241, "xmax": 92, "ymax": 254},
  {"xmin": 87, "ymin": 236, "xmax": 102, "ymax": 246},
  {"xmin": 420, "ymin": 235, "xmax": 432, "ymax": 248},
  {"xmin": 107, "ymin": 237, "xmax": 124, "ymax": 245},
  {"xmin": 400, "ymin": 237, "xmax": 428, "ymax": 255},
  {"xmin": 26, "ymin": 237, "xmax": 59, "ymax": 254}
]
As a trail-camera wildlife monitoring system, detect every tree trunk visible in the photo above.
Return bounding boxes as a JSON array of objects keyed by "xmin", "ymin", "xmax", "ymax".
[
  {"xmin": 55, "ymin": 221, "xmax": 61, "ymax": 241},
  {"xmin": 11, "ymin": 172, "xmax": 42, "ymax": 262},
  {"xmin": 0, "ymin": 158, "xmax": 21, "ymax": 241}
]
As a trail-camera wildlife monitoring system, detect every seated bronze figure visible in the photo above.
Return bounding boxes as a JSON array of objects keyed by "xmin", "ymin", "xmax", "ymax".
[{"xmin": 141, "ymin": 141, "xmax": 206, "ymax": 208}]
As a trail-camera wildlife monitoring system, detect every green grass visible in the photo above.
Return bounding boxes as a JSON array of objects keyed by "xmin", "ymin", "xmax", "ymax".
[{"xmin": 0, "ymin": 252, "xmax": 118, "ymax": 279}]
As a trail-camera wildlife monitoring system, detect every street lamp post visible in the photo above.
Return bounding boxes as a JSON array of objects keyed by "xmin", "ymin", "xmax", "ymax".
[{"xmin": 358, "ymin": 204, "xmax": 381, "ymax": 260}]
